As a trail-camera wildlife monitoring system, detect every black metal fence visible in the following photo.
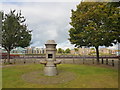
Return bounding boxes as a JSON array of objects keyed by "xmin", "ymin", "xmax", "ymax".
[
  {"xmin": 2, "ymin": 55, "xmax": 120, "ymax": 68},
  {"xmin": 1, "ymin": 55, "xmax": 119, "ymax": 69}
]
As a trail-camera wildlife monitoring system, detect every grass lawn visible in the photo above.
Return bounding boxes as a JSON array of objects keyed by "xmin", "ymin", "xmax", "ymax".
[{"xmin": 2, "ymin": 64, "xmax": 118, "ymax": 88}]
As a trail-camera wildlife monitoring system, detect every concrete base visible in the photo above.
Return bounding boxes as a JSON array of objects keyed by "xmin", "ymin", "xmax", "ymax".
[{"xmin": 44, "ymin": 66, "xmax": 58, "ymax": 76}]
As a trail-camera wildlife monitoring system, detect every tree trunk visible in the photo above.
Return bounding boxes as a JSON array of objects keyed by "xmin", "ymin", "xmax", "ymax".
[
  {"xmin": 95, "ymin": 46, "xmax": 99, "ymax": 64},
  {"xmin": 7, "ymin": 50, "xmax": 11, "ymax": 64}
]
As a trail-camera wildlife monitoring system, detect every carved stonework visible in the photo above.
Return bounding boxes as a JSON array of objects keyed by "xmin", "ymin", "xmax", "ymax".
[{"xmin": 40, "ymin": 40, "xmax": 61, "ymax": 76}]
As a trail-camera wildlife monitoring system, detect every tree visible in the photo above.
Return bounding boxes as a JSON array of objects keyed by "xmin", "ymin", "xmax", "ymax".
[
  {"xmin": 89, "ymin": 48, "xmax": 95, "ymax": 55},
  {"xmin": 0, "ymin": 12, "xmax": 3, "ymax": 45},
  {"xmin": 65, "ymin": 48, "xmax": 71, "ymax": 54},
  {"xmin": 2, "ymin": 10, "xmax": 32, "ymax": 63},
  {"xmin": 90, "ymin": 48, "xmax": 95, "ymax": 51},
  {"xmin": 57, "ymin": 48, "xmax": 65, "ymax": 54},
  {"xmin": 107, "ymin": 2, "xmax": 120, "ymax": 7},
  {"xmin": 74, "ymin": 48, "xmax": 78, "ymax": 55},
  {"xmin": 57, "ymin": 48, "xmax": 63, "ymax": 54},
  {"xmin": 69, "ymin": 2, "xmax": 120, "ymax": 64}
]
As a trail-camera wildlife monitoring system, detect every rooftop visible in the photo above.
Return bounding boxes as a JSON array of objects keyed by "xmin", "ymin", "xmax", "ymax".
[{"xmin": 45, "ymin": 40, "xmax": 56, "ymax": 44}]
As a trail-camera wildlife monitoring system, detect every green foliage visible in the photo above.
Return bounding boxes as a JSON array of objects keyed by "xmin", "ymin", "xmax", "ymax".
[
  {"xmin": 89, "ymin": 51, "xmax": 96, "ymax": 55},
  {"xmin": 90, "ymin": 48, "xmax": 95, "ymax": 50},
  {"xmin": 2, "ymin": 10, "xmax": 32, "ymax": 63},
  {"xmin": 69, "ymin": 2, "xmax": 120, "ymax": 63},
  {"xmin": 107, "ymin": 2, "xmax": 120, "ymax": 7},
  {"xmin": 65, "ymin": 48, "xmax": 71, "ymax": 53},
  {"xmin": 74, "ymin": 48, "xmax": 79, "ymax": 55},
  {"xmin": 57, "ymin": 48, "xmax": 64, "ymax": 54},
  {"xmin": 74, "ymin": 48, "xmax": 78, "ymax": 51},
  {"xmin": 0, "ymin": 12, "xmax": 3, "ymax": 44}
]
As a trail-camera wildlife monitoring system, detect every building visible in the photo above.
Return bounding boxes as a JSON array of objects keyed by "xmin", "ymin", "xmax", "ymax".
[
  {"xmin": 70, "ymin": 47, "xmax": 116, "ymax": 55},
  {"xmin": 11, "ymin": 47, "xmax": 26, "ymax": 54},
  {"xmin": 24, "ymin": 47, "xmax": 46, "ymax": 54},
  {"xmin": 99, "ymin": 48, "xmax": 116, "ymax": 55},
  {"xmin": 0, "ymin": 47, "xmax": 46, "ymax": 55}
]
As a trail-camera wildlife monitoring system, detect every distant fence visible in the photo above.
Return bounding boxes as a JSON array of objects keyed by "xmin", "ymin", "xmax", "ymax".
[{"xmin": 1, "ymin": 55, "xmax": 119, "ymax": 68}]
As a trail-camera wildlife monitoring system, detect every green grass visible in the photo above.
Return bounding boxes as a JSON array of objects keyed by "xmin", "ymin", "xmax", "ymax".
[{"xmin": 2, "ymin": 64, "xmax": 118, "ymax": 88}]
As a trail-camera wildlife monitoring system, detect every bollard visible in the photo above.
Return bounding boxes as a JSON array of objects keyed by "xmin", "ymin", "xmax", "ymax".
[
  {"xmin": 14, "ymin": 59, "xmax": 16, "ymax": 64},
  {"xmin": 112, "ymin": 60, "xmax": 114, "ymax": 67},
  {"xmin": 101, "ymin": 58, "xmax": 104, "ymax": 64},
  {"xmin": 106, "ymin": 58, "xmax": 108, "ymax": 65},
  {"xmin": 4, "ymin": 59, "xmax": 6, "ymax": 64},
  {"xmin": 73, "ymin": 56, "xmax": 74, "ymax": 64},
  {"xmin": 24, "ymin": 59, "xmax": 26, "ymax": 64},
  {"xmin": 93, "ymin": 59, "xmax": 94, "ymax": 64},
  {"xmin": 34, "ymin": 60, "xmax": 35, "ymax": 64},
  {"xmin": 83, "ymin": 58, "xmax": 84, "ymax": 64},
  {"xmin": 63, "ymin": 55, "xmax": 65, "ymax": 64}
]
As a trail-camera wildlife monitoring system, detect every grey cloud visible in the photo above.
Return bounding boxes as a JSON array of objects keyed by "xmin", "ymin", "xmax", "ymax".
[{"xmin": 2, "ymin": 2, "xmax": 78, "ymax": 48}]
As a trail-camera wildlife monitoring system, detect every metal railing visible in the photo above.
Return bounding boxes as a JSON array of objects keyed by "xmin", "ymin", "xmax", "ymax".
[{"xmin": 1, "ymin": 55, "xmax": 119, "ymax": 68}]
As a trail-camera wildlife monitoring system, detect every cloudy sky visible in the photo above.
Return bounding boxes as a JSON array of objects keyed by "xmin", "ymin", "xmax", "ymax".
[
  {"xmin": 1, "ymin": 1, "xmax": 82, "ymax": 49},
  {"xmin": 1, "ymin": 0, "xmax": 119, "ymax": 50}
]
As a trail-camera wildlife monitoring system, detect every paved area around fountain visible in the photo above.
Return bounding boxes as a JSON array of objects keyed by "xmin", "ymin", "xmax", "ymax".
[{"xmin": 22, "ymin": 70, "xmax": 76, "ymax": 84}]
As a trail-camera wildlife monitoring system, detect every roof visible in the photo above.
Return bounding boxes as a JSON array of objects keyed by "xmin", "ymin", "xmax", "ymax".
[{"xmin": 45, "ymin": 40, "xmax": 56, "ymax": 44}]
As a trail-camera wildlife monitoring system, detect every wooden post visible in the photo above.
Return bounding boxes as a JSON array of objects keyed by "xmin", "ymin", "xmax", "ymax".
[
  {"xmin": 24, "ymin": 59, "xmax": 26, "ymax": 64},
  {"xmin": 63, "ymin": 55, "xmax": 65, "ymax": 64},
  {"xmin": 73, "ymin": 55, "xmax": 74, "ymax": 64},
  {"xmin": 93, "ymin": 58, "xmax": 94, "ymax": 64},
  {"xmin": 4, "ymin": 59, "xmax": 6, "ymax": 64},
  {"xmin": 106, "ymin": 58, "xmax": 108, "ymax": 65},
  {"xmin": 34, "ymin": 60, "xmax": 35, "ymax": 64},
  {"xmin": 101, "ymin": 58, "xmax": 104, "ymax": 64},
  {"xmin": 14, "ymin": 59, "xmax": 16, "ymax": 64},
  {"xmin": 112, "ymin": 60, "xmax": 114, "ymax": 67},
  {"xmin": 83, "ymin": 58, "xmax": 84, "ymax": 64},
  {"xmin": 118, "ymin": 58, "xmax": 120, "ymax": 75}
]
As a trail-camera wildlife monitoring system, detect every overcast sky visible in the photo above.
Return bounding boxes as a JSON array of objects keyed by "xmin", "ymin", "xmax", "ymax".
[
  {"xmin": 1, "ymin": 1, "xmax": 81, "ymax": 49},
  {"xmin": 1, "ymin": 0, "xmax": 119, "ymax": 50}
]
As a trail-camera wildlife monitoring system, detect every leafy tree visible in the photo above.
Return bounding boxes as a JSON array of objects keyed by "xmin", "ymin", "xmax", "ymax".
[
  {"xmin": 69, "ymin": 2, "xmax": 120, "ymax": 64},
  {"xmin": 57, "ymin": 48, "xmax": 65, "ymax": 54},
  {"xmin": 74, "ymin": 48, "xmax": 79, "ymax": 54},
  {"xmin": 89, "ymin": 48, "xmax": 96, "ymax": 55},
  {"xmin": 65, "ymin": 48, "xmax": 71, "ymax": 54},
  {"xmin": 107, "ymin": 2, "xmax": 120, "ymax": 7},
  {"xmin": 2, "ymin": 10, "xmax": 32, "ymax": 63},
  {"xmin": 62, "ymin": 49, "xmax": 65, "ymax": 54},
  {"xmin": 0, "ymin": 12, "xmax": 3, "ymax": 45},
  {"xmin": 57, "ymin": 48, "xmax": 63, "ymax": 54},
  {"xmin": 90, "ymin": 48, "xmax": 95, "ymax": 50}
]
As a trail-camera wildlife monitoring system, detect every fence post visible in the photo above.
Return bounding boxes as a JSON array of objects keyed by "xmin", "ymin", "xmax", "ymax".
[
  {"xmin": 106, "ymin": 58, "xmax": 108, "ymax": 65},
  {"xmin": 63, "ymin": 55, "xmax": 65, "ymax": 64},
  {"xmin": 14, "ymin": 59, "xmax": 16, "ymax": 64},
  {"xmin": 24, "ymin": 58, "xmax": 26, "ymax": 64},
  {"xmin": 112, "ymin": 60, "xmax": 114, "ymax": 67},
  {"xmin": 101, "ymin": 58, "xmax": 104, "ymax": 64},
  {"xmin": 73, "ymin": 55, "xmax": 74, "ymax": 64},
  {"xmin": 93, "ymin": 58, "xmax": 94, "ymax": 64},
  {"xmin": 34, "ymin": 60, "xmax": 36, "ymax": 64},
  {"xmin": 4, "ymin": 59, "xmax": 6, "ymax": 64},
  {"xmin": 83, "ymin": 58, "xmax": 84, "ymax": 64}
]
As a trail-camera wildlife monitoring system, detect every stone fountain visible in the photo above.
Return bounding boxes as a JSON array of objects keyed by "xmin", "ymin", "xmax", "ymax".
[{"xmin": 40, "ymin": 40, "xmax": 61, "ymax": 76}]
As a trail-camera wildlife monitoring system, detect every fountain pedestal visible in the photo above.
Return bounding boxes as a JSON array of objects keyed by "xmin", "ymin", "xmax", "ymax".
[{"xmin": 40, "ymin": 40, "xmax": 61, "ymax": 76}]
